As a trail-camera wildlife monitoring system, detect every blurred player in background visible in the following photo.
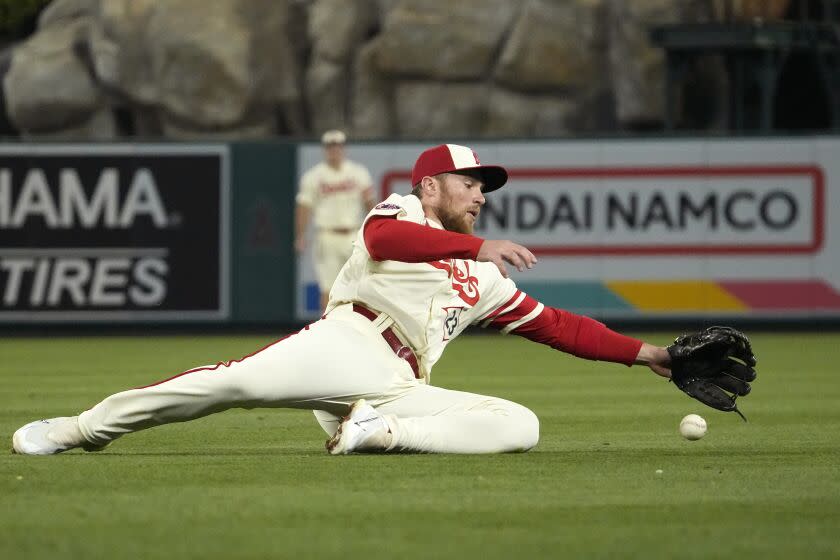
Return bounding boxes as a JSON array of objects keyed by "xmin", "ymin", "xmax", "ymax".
[{"xmin": 295, "ymin": 130, "xmax": 375, "ymax": 311}]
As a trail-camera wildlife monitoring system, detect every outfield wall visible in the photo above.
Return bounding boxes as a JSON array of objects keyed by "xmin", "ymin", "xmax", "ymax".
[
  {"xmin": 297, "ymin": 137, "xmax": 840, "ymax": 322},
  {"xmin": 0, "ymin": 141, "xmax": 297, "ymax": 325},
  {"xmin": 1, "ymin": 137, "xmax": 837, "ymax": 326}
]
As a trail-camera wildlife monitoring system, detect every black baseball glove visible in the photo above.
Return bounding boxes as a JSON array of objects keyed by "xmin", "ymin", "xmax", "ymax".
[{"xmin": 666, "ymin": 326, "xmax": 757, "ymax": 421}]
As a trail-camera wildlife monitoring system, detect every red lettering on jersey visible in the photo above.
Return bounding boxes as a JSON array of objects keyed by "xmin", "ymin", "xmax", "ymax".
[
  {"xmin": 319, "ymin": 180, "xmax": 355, "ymax": 195},
  {"xmin": 429, "ymin": 259, "xmax": 480, "ymax": 306},
  {"xmin": 429, "ymin": 260, "xmax": 451, "ymax": 274},
  {"xmin": 452, "ymin": 261, "xmax": 480, "ymax": 305}
]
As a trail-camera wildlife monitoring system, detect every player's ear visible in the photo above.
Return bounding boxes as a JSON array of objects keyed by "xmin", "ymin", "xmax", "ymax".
[{"xmin": 420, "ymin": 175, "xmax": 439, "ymax": 198}]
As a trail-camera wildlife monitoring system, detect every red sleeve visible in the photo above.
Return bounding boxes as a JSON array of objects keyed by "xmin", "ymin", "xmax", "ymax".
[
  {"xmin": 484, "ymin": 293, "xmax": 643, "ymax": 366},
  {"xmin": 364, "ymin": 216, "xmax": 484, "ymax": 262}
]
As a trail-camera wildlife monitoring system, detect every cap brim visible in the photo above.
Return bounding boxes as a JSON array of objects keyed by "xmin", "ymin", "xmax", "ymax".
[{"xmin": 463, "ymin": 165, "xmax": 508, "ymax": 193}]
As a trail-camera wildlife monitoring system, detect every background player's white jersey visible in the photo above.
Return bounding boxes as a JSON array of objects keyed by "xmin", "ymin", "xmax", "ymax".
[
  {"xmin": 296, "ymin": 160, "xmax": 373, "ymax": 230},
  {"xmin": 327, "ymin": 194, "xmax": 545, "ymax": 381}
]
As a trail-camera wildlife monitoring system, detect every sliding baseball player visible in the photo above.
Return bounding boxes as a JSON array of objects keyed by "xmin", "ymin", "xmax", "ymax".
[{"xmin": 13, "ymin": 143, "xmax": 684, "ymax": 456}]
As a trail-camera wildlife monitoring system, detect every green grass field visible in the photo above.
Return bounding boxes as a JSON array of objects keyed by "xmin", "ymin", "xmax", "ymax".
[{"xmin": 1, "ymin": 332, "xmax": 839, "ymax": 559}]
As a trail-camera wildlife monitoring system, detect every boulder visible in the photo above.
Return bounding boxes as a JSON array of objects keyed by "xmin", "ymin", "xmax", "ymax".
[
  {"xmin": 482, "ymin": 88, "xmax": 574, "ymax": 138},
  {"xmin": 37, "ymin": 0, "xmax": 99, "ymax": 29},
  {"xmin": 145, "ymin": 0, "xmax": 256, "ymax": 126},
  {"xmin": 306, "ymin": 57, "xmax": 348, "ymax": 134},
  {"xmin": 87, "ymin": 0, "xmax": 158, "ymax": 104},
  {"xmin": 605, "ymin": 0, "xmax": 681, "ymax": 127},
  {"xmin": 0, "ymin": 46, "xmax": 19, "ymax": 135},
  {"xmin": 495, "ymin": 0, "xmax": 601, "ymax": 92},
  {"xmin": 395, "ymin": 81, "xmax": 487, "ymax": 138},
  {"xmin": 306, "ymin": 58, "xmax": 348, "ymax": 134},
  {"xmin": 3, "ymin": 18, "xmax": 104, "ymax": 133},
  {"xmin": 273, "ymin": 0, "xmax": 309, "ymax": 135},
  {"xmin": 89, "ymin": 0, "xmax": 300, "ymax": 134},
  {"xmin": 309, "ymin": 0, "xmax": 378, "ymax": 63},
  {"xmin": 495, "ymin": 0, "xmax": 603, "ymax": 93},
  {"xmin": 160, "ymin": 109, "xmax": 276, "ymax": 139},
  {"xmin": 239, "ymin": 0, "xmax": 303, "ymax": 108},
  {"xmin": 22, "ymin": 108, "xmax": 116, "ymax": 140},
  {"xmin": 2, "ymin": 0, "xmax": 708, "ymax": 139},
  {"xmin": 350, "ymin": 40, "xmax": 395, "ymax": 139},
  {"xmin": 374, "ymin": 0, "xmax": 518, "ymax": 80}
]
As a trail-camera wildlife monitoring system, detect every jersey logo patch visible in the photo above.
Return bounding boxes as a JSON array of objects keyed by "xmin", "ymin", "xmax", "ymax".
[
  {"xmin": 374, "ymin": 203, "xmax": 401, "ymax": 210},
  {"xmin": 429, "ymin": 259, "xmax": 480, "ymax": 306},
  {"xmin": 442, "ymin": 306, "xmax": 465, "ymax": 341}
]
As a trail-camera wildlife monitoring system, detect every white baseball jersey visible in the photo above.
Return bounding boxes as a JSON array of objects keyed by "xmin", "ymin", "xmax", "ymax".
[
  {"xmin": 327, "ymin": 193, "xmax": 545, "ymax": 380},
  {"xmin": 296, "ymin": 160, "xmax": 373, "ymax": 229}
]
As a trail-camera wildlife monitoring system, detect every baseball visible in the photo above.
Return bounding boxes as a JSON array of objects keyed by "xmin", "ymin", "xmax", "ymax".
[{"xmin": 679, "ymin": 414, "xmax": 707, "ymax": 440}]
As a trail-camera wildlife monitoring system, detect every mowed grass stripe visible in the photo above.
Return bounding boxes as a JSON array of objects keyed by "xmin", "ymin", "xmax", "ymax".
[{"xmin": 1, "ymin": 332, "xmax": 839, "ymax": 559}]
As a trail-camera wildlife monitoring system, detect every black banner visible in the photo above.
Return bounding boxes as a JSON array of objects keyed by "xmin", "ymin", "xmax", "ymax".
[{"xmin": 0, "ymin": 147, "xmax": 227, "ymax": 320}]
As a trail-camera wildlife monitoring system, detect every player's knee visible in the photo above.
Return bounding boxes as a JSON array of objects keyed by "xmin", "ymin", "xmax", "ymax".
[
  {"xmin": 497, "ymin": 403, "xmax": 540, "ymax": 452},
  {"xmin": 514, "ymin": 405, "xmax": 540, "ymax": 451}
]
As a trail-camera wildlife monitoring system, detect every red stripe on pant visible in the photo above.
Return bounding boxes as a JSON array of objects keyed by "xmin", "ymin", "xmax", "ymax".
[{"xmin": 133, "ymin": 327, "xmax": 308, "ymax": 390}]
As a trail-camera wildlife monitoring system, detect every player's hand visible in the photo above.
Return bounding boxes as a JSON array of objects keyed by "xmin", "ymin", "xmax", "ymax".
[
  {"xmin": 633, "ymin": 343, "xmax": 672, "ymax": 379},
  {"xmin": 477, "ymin": 240, "xmax": 537, "ymax": 278},
  {"xmin": 648, "ymin": 363, "xmax": 672, "ymax": 379}
]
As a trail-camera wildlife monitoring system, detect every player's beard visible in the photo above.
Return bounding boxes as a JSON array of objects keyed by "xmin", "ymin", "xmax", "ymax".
[{"xmin": 437, "ymin": 186, "xmax": 474, "ymax": 234}]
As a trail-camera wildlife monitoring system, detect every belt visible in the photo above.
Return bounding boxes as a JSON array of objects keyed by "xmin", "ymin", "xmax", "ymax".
[{"xmin": 352, "ymin": 304, "xmax": 420, "ymax": 379}]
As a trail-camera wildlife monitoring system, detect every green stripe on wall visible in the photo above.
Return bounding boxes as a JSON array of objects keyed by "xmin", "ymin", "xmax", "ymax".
[{"xmin": 517, "ymin": 282, "xmax": 634, "ymax": 313}]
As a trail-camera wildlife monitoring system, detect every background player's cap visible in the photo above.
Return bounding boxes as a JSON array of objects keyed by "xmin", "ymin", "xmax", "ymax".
[
  {"xmin": 411, "ymin": 144, "xmax": 508, "ymax": 193},
  {"xmin": 321, "ymin": 129, "xmax": 346, "ymax": 145}
]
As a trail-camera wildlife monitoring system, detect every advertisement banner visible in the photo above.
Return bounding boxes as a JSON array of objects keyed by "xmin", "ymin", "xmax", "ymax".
[
  {"xmin": 297, "ymin": 138, "xmax": 840, "ymax": 321},
  {"xmin": 0, "ymin": 145, "xmax": 229, "ymax": 322},
  {"xmin": 381, "ymin": 165, "xmax": 822, "ymax": 255}
]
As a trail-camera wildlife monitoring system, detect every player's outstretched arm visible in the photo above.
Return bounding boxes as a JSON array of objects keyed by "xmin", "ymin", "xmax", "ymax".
[
  {"xmin": 365, "ymin": 217, "xmax": 536, "ymax": 277},
  {"xmin": 365, "ymin": 217, "xmax": 482, "ymax": 261},
  {"xmin": 634, "ymin": 343, "xmax": 672, "ymax": 378},
  {"xmin": 483, "ymin": 292, "xmax": 671, "ymax": 377}
]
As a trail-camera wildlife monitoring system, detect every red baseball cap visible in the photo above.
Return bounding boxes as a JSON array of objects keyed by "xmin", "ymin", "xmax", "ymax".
[{"xmin": 411, "ymin": 144, "xmax": 508, "ymax": 193}]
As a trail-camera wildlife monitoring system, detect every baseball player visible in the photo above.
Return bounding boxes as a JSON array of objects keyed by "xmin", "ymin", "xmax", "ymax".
[
  {"xmin": 296, "ymin": 129, "xmax": 375, "ymax": 311},
  {"xmin": 12, "ymin": 143, "xmax": 674, "ymax": 457}
]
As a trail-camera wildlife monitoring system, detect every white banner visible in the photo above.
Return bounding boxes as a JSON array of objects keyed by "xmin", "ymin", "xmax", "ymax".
[
  {"xmin": 381, "ymin": 165, "xmax": 820, "ymax": 254},
  {"xmin": 296, "ymin": 137, "xmax": 840, "ymax": 320}
]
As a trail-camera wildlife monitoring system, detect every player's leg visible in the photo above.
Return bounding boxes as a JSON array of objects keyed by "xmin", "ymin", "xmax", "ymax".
[
  {"xmin": 327, "ymin": 385, "xmax": 540, "ymax": 454},
  {"xmin": 382, "ymin": 386, "xmax": 539, "ymax": 453},
  {"xmin": 312, "ymin": 231, "xmax": 331, "ymax": 311},
  {"xmin": 76, "ymin": 317, "xmax": 413, "ymax": 446},
  {"xmin": 314, "ymin": 231, "xmax": 354, "ymax": 311},
  {"xmin": 14, "ymin": 310, "xmax": 414, "ymax": 454}
]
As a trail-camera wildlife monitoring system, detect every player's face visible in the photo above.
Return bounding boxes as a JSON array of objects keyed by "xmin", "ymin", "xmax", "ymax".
[
  {"xmin": 437, "ymin": 172, "xmax": 486, "ymax": 234},
  {"xmin": 324, "ymin": 144, "xmax": 345, "ymax": 168}
]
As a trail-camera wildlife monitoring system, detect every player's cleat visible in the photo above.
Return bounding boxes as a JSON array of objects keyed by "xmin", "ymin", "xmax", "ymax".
[
  {"xmin": 11, "ymin": 416, "xmax": 107, "ymax": 455},
  {"xmin": 326, "ymin": 399, "xmax": 390, "ymax": 455}
]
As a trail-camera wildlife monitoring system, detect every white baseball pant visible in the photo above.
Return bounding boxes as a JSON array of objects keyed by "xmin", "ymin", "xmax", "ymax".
[
  {"xmin": 313, "ymin": 230, "xmax": 356, "ymax": 293},
  {"xmin": 76, "ymin": 304, "xmax": 539, "ymax": 454}
]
